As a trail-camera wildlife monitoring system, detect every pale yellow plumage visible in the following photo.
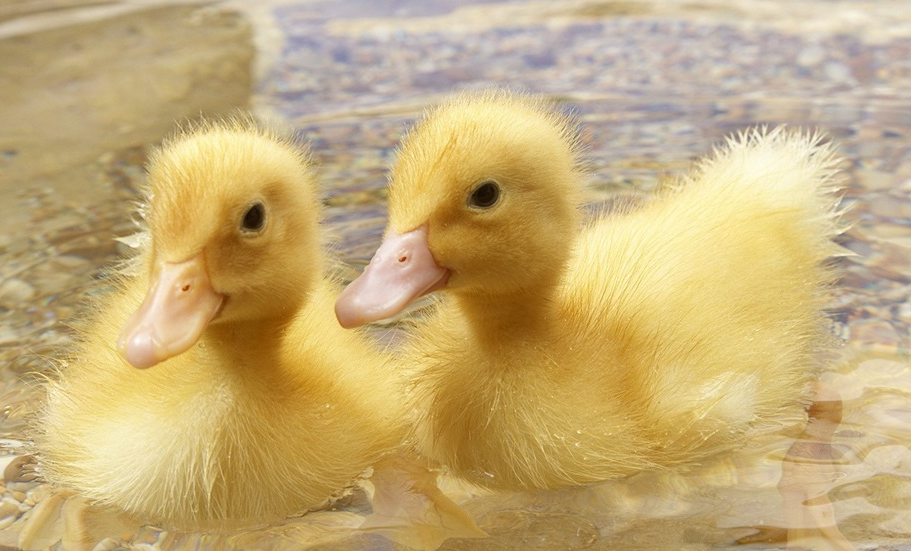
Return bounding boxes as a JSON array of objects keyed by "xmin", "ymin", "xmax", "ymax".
[
  {"xmin": 34, "ymin": 119, "xmax": 406, "ymax": 529},
  {"xmin": 340, "ymin": 91, "xmax": 845, "ymax": 491}
]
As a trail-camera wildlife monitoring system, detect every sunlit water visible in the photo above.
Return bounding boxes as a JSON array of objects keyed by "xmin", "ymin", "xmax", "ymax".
[{"xmin": 2, "ymin": 0, "xmax": 911, "ymax": 549}]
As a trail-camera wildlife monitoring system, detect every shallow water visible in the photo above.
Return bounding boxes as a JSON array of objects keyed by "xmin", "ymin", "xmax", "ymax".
[{"xmin": 2, "ymin": 0, "xmax": 911, "ymax": 549}]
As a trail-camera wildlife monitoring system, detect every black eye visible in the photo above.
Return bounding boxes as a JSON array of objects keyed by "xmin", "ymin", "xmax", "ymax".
[
  {"xmin": 241, "ymin": 202, "xmax": 266, "ymax": 232},
  {"xmin": 468, "ymin": 181, "xmax": 501, "ymax": 209}
]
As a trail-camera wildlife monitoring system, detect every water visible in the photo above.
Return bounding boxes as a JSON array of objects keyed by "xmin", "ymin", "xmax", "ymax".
[{"xmin": 2, "ymin": 0, "xmax": 910, "ymax": 549}]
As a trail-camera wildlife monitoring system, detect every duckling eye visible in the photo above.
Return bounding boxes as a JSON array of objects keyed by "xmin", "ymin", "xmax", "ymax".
[
  {"xmin": 241, "ymin": 203, "xmax": 266, "ymax": 232},
  {"xmin": 468, "ymin": 181, "xmax": 501, "ymax": 209}
]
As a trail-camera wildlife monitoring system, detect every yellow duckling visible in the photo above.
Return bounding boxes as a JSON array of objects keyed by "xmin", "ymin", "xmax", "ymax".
[
  {"xmin": 34, "ymin": 119, "xmax": 405, "ymax": 529},
  {"xmin": 335, "ymin": 91, "xmax": 845, "ymax": 491}
]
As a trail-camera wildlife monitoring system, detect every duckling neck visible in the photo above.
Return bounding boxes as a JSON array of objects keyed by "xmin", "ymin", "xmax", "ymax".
[
  {"xmin": 455, "ymin": 286, "xmax": 557, "ymax": 344},
  {"xmin": 200, "ymin": 315, "xmax": 291, "ymax": 371}
]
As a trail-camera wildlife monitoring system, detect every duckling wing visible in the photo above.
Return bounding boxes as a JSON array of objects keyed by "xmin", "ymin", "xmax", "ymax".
[{"xmin": 565, "ymin": 127, "xmax": 844, "ymax": 447}]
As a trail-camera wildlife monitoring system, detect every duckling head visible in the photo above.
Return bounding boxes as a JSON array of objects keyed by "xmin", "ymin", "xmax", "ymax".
[
  {"xmin": 336, "ymin": 91, "xmax": 584, "ymax": 328},
  {"xmin": 118, "ymin": 120, "xmax": 321, "ymax": 368}
]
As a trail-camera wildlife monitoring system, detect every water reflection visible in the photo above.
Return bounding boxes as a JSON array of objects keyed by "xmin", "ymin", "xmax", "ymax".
[{"xmin": 776, "ymin": 386, "xmax": 852, "ymax": 550}]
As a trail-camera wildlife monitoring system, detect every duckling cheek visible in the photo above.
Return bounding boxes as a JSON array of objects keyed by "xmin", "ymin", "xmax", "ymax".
[
  {"xmin": 335, "ymin": 225, "xmax": 449, "ymax": 328},
  {"xmin": 117, "ymin": 256, "xmax": 224, "ymax": 369}
]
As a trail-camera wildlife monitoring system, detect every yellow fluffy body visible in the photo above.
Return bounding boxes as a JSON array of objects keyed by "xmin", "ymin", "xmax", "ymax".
[
  {"xmin": 391, "ymin": 92, "xmax": 845, "ymax": 490},
  {"xmin": 34, "ymin": 120, "xmax": 405, "ymax": 529}
]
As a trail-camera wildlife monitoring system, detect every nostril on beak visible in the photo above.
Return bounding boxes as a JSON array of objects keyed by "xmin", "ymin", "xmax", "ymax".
[
  {"xmin": 398, "ymin": 255, "xmax": 408, "ymax": 263},
  {"xmin": 181, "ymin": 284, "xmax": 191, "ymax": 292}
]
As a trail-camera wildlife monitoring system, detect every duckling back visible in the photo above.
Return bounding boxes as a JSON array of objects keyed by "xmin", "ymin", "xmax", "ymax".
[{"xmin": 567, "ymin": 127, "xmax": 844, "ymax": 459}]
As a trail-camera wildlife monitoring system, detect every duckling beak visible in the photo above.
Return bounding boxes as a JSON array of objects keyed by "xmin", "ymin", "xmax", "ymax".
[
  {"xmin": 117, "ymin": 255, "xmax": 224, "ymax": 369},
  {"xmin": 335, "ymin": 225, "xmax": 449, "ymax": 328}
]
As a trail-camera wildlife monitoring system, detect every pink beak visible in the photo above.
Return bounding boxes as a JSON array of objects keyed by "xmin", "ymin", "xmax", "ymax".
[
  {"xmin": 117, "ymin": 255, "xmax": 224, "ymax": 369},
  {"xmin": 335, "ymin": 225, "xmax": 449, "ymax": 328}
]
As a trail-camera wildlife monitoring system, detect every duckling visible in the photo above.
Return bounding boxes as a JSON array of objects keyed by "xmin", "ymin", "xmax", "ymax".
[
  {"xmin": 33, "ymin": 119, "xmax": 406, "ymax": 529},
  {"xmin": 335, "ymin": 91, "xmax": 845, "ymax": 491}
]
